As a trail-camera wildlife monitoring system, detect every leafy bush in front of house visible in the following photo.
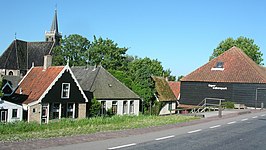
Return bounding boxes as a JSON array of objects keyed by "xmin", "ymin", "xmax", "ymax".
[
  {"xmin": 89, "ymin": 97, "xmax": 101, "ymax": 117},
  {"xmin": 222, "ymin": 101, "xmax": 235, "ymax": 109},
  {"xmin": 0, "ymin": 115, "xmax": 198, "ymax": 141},
  {"xmin": 106, "ymin": 108, "xmax": 115, "ymax": 117}
]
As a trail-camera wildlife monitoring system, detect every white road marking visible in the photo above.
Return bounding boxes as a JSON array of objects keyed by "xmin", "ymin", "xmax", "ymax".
[
  {"xmin": 155, "ymin": 135, "xmax": 175, "ymax": 141},
  {"xmin": 261, "ymin": 114, "xmax": 265, "ymax": 117},
  {"xmin": 227, "ymin": 121, "xmax": 236, "ymax": 124},
  {"xmin": 188, "ymin": 129, "xmax": 202, "ymax": 134},
  {"xmin": 241, "ymin": 118, "xmax": 248, "ymax": 121},
  {"xmin": 252, "ymin": 116, "xmax": 258, "ymax": 118},
  {"xmin": 209, "ymin": 125, "xmax": 221, "ymax": 129},
  {"xmin": 108, "ymin": 143, "xmax": 137, "ymax": 150}
]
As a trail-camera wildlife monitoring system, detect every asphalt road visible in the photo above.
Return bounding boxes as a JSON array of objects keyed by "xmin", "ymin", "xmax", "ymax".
[
  {"xmin": 123, "ymin": 113, "xmax": 266, "ymax": 150},
  {"xmin": 42, "ymin": 111, "xmax": 266, "ymax": 150}
]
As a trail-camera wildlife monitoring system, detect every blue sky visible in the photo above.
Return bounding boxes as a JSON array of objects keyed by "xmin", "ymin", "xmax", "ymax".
[{"xmin": 1, "ymin": 0, "xmax": 266, "ymax": 77}]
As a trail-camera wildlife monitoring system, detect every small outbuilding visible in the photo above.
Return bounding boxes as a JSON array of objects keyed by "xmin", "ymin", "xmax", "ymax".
[
  {"xmin": 0, "ymin": 98, "xmax": 23, "ymax": 122},
  {"xmin": 152, "ymin": 76, "xmax": 177, "ymax": 115}
]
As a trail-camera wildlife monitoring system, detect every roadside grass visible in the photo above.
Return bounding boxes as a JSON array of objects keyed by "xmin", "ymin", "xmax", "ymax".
[{"xmin": 0, "ymin": 115, "xmax": 198, "ymax": 141}]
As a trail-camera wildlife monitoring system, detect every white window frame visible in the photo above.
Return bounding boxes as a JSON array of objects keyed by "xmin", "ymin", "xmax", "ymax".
[
  {"xmin": 130, "ymin": 101, "xmax": 134, "ymax": 114},
  {"xmin": 61, "ymin": 83, "xmax": 70, "ymax": 99},
  {"xmin": 12, "ymin": 109, "xmax": 18, "ymax": 118},
  {"xmin": 123, "ymin": 101, "xmax": 128, "ymax": 114}
]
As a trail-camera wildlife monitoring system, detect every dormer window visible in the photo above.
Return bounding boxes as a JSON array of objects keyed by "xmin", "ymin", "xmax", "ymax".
[
  {"xmin": 211, "ymin": 61, "xmax": 224, "ymax": 71},
  {"xmin": 216, "ymin": 62, "xmax": 224, "ymax": 68}
]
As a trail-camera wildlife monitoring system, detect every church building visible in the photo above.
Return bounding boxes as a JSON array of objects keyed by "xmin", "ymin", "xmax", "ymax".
[{"xmin": 0, "ymin": 10, "xmax": 62, "ymax": 76}]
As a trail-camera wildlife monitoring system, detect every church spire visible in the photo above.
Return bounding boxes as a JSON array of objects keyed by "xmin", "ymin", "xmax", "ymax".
[
  {"xmin": 50, "ymin": 9, "xmax": 59, "ymax": 34},
  {"xmin": 45, "ymin": 9, "xmax": 62, "ymax": 46}
]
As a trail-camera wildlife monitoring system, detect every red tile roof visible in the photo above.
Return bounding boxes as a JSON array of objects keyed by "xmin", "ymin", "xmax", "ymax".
[
  {"xmin": 168, "ymin": 81, "xmax": 180, "ymax": 99},
  {"xmin": 181, "ymin": 47, "xmax": 266, "ymax": 83},
  {"xmin": 16, "ymin": 66, "xmax": 64, "ymax": 104}
]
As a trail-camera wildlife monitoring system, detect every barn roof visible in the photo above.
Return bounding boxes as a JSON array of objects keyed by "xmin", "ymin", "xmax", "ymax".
[{"xmin": 182, "ymin": 46, "xmax": 266, "ymax": 83}]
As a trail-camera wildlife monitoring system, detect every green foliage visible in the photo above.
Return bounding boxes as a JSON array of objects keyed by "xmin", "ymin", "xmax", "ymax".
[
  {"xmin": 106, "ymin": 108, "xmax": 115, "ymax": 117},
  {"xmin": 128, "ymin": 57, "xmax": 170, "ymax": 110},
  {"xmin": 0, "ymin": 115, "xmax": 197, "ymax": 141},
  {"xmin": 151, "ymin": 101, "xmax": 165, "ymax": 115},
  {"xmin": 164, "ymin": 69, "xmax": 176, "ymax": 81},
  {"xmin": 51, "ymin": 33, "xmax": 177, "ymax": 115},
  {"xmin": 210, "ymin": 36, "xmax": 263, "ymax": 65},
  {"xmin": 222, "ymin": 101, "xmax": 235, "ymax": 109},
  {"xmin": 52, "ymin": 34, "xmax": 90, "ymax": 66},
  {"xmin": 89, "ymin": 98, "xmax": 101, "ymax": 117},
  {"xmin": 177, "ymin": 75, "xmax": 184, "ymax": 81},
  {"xmin": 108, "ymin": 70, "xmax": 133, "ymax": 89},
  {"xmin": 89, "ymin": 36, "xmax": 128, "ymax": 70}
]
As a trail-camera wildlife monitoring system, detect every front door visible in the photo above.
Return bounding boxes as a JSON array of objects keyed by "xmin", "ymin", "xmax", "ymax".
[
  {"xmin": 41, "ymin": 105, "xmax": 48, "ymax": 123},
  {"xmin": 0, "ymin": 110, "xmax": 8, "ymax": 122}
]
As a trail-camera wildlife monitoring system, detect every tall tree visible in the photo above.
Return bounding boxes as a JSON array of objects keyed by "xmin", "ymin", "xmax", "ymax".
[
  {"xmin": 52, "ymin": 34, "xmax": 90, "ymax": 66},
  {"xmin": 89, "ymin": 36, "xmax": 128, "ymax": 70},
  {"xmin": 128, "ymin": 57, "xmax": 171, "ymax": 108},
  {"xmin": 210, "ymin": 36, "xmax": 263, "ymax": 65}
]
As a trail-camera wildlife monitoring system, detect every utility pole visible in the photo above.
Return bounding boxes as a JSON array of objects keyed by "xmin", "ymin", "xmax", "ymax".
[{"xmin": 218, "ymin": 105, "xmax": 222, "ymax": 118}]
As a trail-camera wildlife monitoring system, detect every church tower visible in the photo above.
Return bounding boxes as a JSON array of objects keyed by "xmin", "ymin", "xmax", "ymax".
[{"xmin": 45, "ymin": 9, "xmax": 62, "ymax": 45}]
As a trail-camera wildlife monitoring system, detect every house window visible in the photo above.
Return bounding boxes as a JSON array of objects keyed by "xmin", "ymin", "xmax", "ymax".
[
  {"xmin": 61, "ymin": 83, "xmax": 70, "ymax": 98},
  {"xmin": 52, "ymin": 103, "xmax": 60, "ymax": 119},
  {"xmin": 12, "ymin": 109, "xmax": 18, "ymax": 118},
  {"xmin": 112, "ymin": 101, "xmax": 117, "ymax": 114},
  {"xmin": 41, "ymin": 104, "xmax": 48, "ymax": 124},
  {"xmin": 130, "ymin": 101, "xmax": 134, "ymax": 114},
  {"xmin": 123, "ymin": 101, "xmax": 128, "ymax": 114},
  {"xmin": 42, "ymin": 105, "xmax": 48, "ymax": 117},
  {"xmin": 168, "ymin": 102, "xmax": 172, "ymax": 111},
  {"xmin": 101, "ymin": 101, "xmax": 106, "ymax": 115},
  {"xmin": 33, "ymin": 108, "xmax": 36, "ymax": 113},
  {"xmin": 8, "ymin": 71, "xmax": 13, "ymax": 76},
  {"xmin": 67, "ymin": 103, "xmax": 74, "ymax": 118}
]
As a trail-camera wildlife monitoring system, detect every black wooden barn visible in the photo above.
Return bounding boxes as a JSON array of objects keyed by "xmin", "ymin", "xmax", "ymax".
[{"xmin": 180, "ymin": 47, "xmax": 266, "ymax": 108}]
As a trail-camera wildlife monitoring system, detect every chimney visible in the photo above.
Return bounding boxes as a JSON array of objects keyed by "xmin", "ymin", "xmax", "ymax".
[{"xmin": 43, "ymin": 55, "xmax": 52, "ymax": 70}]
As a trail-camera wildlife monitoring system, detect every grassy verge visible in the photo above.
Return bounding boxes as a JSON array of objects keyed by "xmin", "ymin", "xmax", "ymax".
[{"xmin": 0, "ymin": 115, "xmax": 198, "ymax": 141}]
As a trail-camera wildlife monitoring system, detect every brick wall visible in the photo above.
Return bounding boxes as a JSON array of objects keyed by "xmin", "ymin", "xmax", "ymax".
[
  {"xmin": 78, "ymin": 103, "xmax": 86, "ymax": 119},
  {"xmin": 28, "ymin": 104, "xmax": 41, "ymax": 123}
]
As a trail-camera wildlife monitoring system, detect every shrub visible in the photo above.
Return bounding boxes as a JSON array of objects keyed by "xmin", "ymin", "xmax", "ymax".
[
  {"xmin": 222, "ymin": 101, "xmax": 235, "ymax": 109},
  {"xmin": 106, "ymin": 108, "xmax": 115, "ymax": 117},
  {"xmin": 89, "ymin": 98, "xmax": 101, "ymax": 117}
]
